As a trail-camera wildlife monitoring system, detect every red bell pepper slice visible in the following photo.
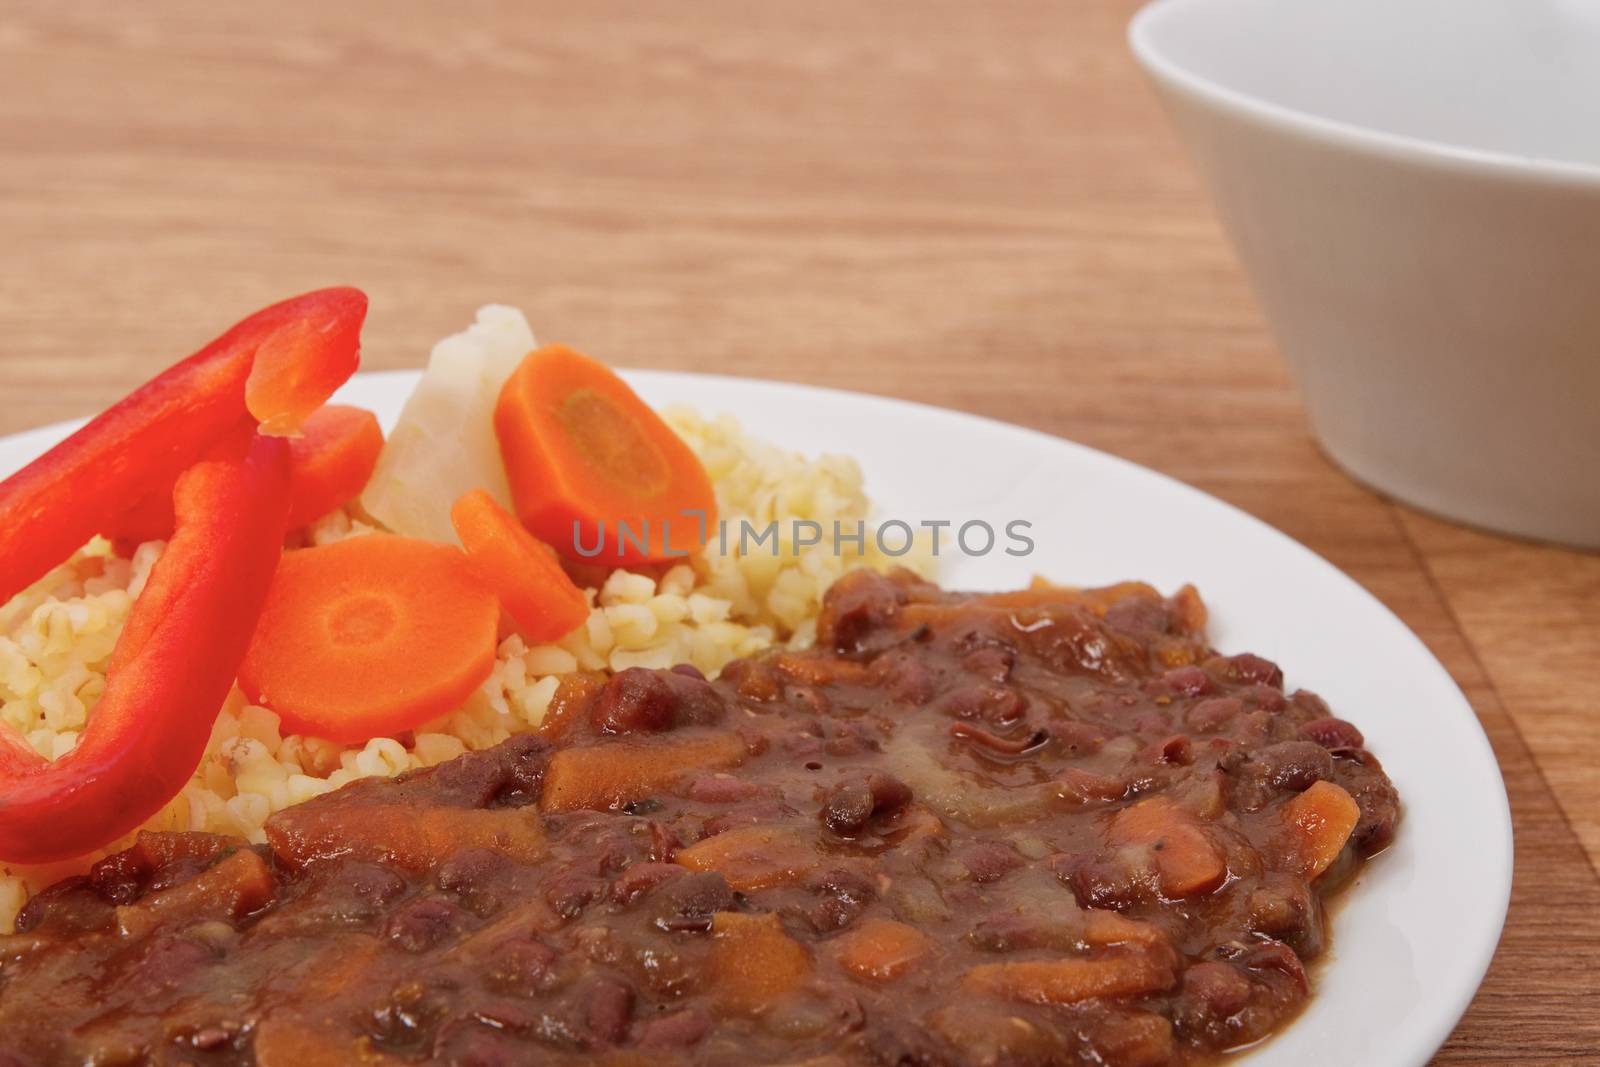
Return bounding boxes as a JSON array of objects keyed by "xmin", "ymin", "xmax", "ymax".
[
  {"xmin": 0, "ymin": 287, "xmax": 365, "ymax": 607},
  {"xmin": 0, "ymin": 433, "xmax": 291, "ymax": 864}
]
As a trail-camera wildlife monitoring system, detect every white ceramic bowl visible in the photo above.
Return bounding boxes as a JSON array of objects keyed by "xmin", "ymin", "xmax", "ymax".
[{"xmin": 1130, "ymin": 0, "xmax": 1600, "ymax": 548}]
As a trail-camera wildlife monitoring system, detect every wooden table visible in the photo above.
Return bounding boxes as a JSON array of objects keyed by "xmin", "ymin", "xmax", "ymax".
[{"xmin": 3, "ymin": 2, "xmax": 1596, "ymax": 1061}]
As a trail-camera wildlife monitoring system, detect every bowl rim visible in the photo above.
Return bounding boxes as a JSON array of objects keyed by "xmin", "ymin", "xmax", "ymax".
[{"xmin": 1127, "ymin": 0, "xmax": 1600, "ymax": 189}]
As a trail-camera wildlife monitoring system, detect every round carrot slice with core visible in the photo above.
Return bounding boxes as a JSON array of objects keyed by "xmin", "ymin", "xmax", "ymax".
[
  {"xmin": 451, "ymin": 488, "xmax": 591, "ymax": 643},
  {"xmin": 493, "ymin": 345, "xmax": 717, "ymax": 565},
  {"xmin": 239, "ymin": 534, "xmax": 499, "ymax": 744}
]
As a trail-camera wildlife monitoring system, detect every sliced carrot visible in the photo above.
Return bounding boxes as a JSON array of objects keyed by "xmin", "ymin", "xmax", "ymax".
[
  {"xmin": 962, "ymin": 952, "xmax": 1176, "ymax": 1004},
  {"xmin": 1080, "ymin": 908, "xmax": 1169, "ymax": 949},
  {"xmin": 238, "ymin": 534, "xmax": 499, "ymax": 743},
  {"xmin": 450, "ymin": 488, "xmax": 590, "ymax": 642},
  {"xmin": 1277, "ymin": 780, "xmax": 1361, "ymax": 878},
  {"xmin": 267, "ymin": 803, "xmax": 545, "ymax": 871},
  {"xmin": 115, "ymin": 848, "xmax": 275, "ymax": 940},
  {"xmin": 1107, "ymin": 796, "xmax": 1227, "ymax": 899},
  {"xmin": 283, "ymin": 404, "xmax": 384, "ymax": 530},
  {"xmin": 539, "ymin": 732, "xmax": 747, "ymax": 812},
  {"xmin": 105, "ymin": 404, "xmax": 383, "ymax": 543},
  {"xmin": 706, "ymin": 912, "xmax": 813, "ymax": 1012},
  {"xmin": 831, "ymin": 918, "xmax": 933, "ymax": 981},
  {"xmin": 969, "ymin": 581, "xmax": 1162, "ymax": 615},
  {"xmin": 536, "ymin": 671, "xmax": 608, "ymax": 743},
  {"xmin": 674, "ymin": 825, "xmax": 821, "ymax": 892},
  {"xmin": 494, "ymin": 345, "xmax": 717, "ymax": 565}
]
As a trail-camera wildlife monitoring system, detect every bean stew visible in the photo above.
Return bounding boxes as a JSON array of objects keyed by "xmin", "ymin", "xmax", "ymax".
[{"xmin": 0, "ymin": 570, "xmax": 1399, "ymax": 1066}]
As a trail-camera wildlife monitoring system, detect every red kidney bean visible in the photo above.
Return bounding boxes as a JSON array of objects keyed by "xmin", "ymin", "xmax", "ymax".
[
  {"xmin": 1186, "ymin": 697, "xmax": 1243, "ymax": 733},
  {"xmin": 1301, "ymin": 716, "xmax": 1365, "ymax": 749}
]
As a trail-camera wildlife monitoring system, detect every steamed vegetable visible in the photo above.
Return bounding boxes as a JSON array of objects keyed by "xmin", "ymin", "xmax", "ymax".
[
  {"xmin": 494, "ymin": 344, "xmax": 716, "ymax": 564},
  {"xmin": 0, "ymin": 435, "xmax": 292, "ymax": 863},
  {"xmin": 238, "ymin": 534, "xmax": 500, "ymax": 743},
  {"xmin": 361, "ymin": 306, "xmax": 534, "ymax": 544},
  {"xmin": 450, "ymin": 488, "xmax": 589, "ymax": 642}
]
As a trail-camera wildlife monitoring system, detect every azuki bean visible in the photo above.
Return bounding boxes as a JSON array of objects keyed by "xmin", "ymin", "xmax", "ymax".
[
  {"xmin": 820, "ymin": 773, "xmax": 913, "ymax": 837},
  {"xmin": 591, "ymin": 668, "xmax": 725, "ymax": 735}
]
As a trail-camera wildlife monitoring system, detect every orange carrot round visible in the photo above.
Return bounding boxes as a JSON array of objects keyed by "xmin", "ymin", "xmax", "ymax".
[
  {"xmin": 238, "ymin": 534, "xmax": 499, "ymax": 744},
  {"xmin": 493, "ymin": 345, "xmax": 716, "ymax": 565},
  {"xmin": 450, "ymin": 488, "xmax": 591, "ymax": 643},
  {"xmin": 285, "ymin": 404, "xmax": 384, "ymax": 530}
]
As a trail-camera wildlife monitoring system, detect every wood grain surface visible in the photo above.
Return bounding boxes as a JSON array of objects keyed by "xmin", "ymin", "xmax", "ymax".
[{"xmin": 2, "ymin": 2, "xmax": 1597, "ymax": 1061}]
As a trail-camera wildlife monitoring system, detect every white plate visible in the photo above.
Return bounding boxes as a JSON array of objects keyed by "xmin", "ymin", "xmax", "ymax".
[{"xmin": 0, "ymin": 369, "xmax": 1511, "ymax": 1067}]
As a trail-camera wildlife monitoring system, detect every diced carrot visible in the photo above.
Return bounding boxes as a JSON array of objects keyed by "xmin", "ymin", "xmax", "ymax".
[
  {"xmin": 255, "ymin": 1018, "xmax": 403, "ymax": 1067},
  {"xmin": 674, "ymin": 825, "xmax": 821, "ymax": 892},
  {"xmin": 238, "ymin": 534, "xmax": 500, "ymax": 744},
  {"xmin": 831, "ymin": 918, "xmax": 933, "ymax": 981},
  {"xmin": 1090, "ymin": 1011, "xmax": 1178, "ymax": 1065},
  {"xmin": 1278, "ymin": 780, "xmax": 1361, "ymax": 878},
  {"xmin": 494, "ymin": 345, "xmax": 717, "ymax": 565},
  {"xmin": 105, "ymin": 404, "xmax": 383, "ymax": 543},
  {"xmin": 1107, "ymin": 796, "xmax": 1227, "ymax": 899},
  {"xmin": 450, "ymin": 488, "xmax": 590, "ymax": 642},
  {"xmin": 536, "ymin": 670, "xmax": 607, "ymax": 743},
  {"xmin": 772, "ymin": 654, "xmax": 873, "ymax": 687},
  {"xmin": 127, "ymin": 829, "xmax": 237, "ymax": 872},
  {"xmin": 1169, "ymin": 583, "xmax": 1208, "ymax": 633},
  {"xmin": 115, "ymin": 848, "xmax": 274, "ymax": 939},
  {"xmin": 971, "ymin": 581, "xmax": 1163, "ymax": 615},
  {"xmin": 1080, "ymin": 909, "xmax": 1168, "ymax": 949},
  {"xmin": 962, "ymin": 951, "xmax": 1176, "ymax": 1004},
  {"xmin": 705, "ymin": 912, "xmax": 813, "ymax": 1012},
  {"xmin": 539, "ymin": 732, "xmax": 747, "ymax": 812},
  {"xmin": 267, "ymin": 803, "xmax": 545, "ymax": 871},
  {"xmin": 283, "ymin": 404, "xmax": 384, "ymax": 530}
]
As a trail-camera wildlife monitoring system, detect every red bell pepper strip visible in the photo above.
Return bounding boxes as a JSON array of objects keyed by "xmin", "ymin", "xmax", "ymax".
[
  {"xmin": 0, "ymin": 287, "xmax": 365, "ymax": 607},
  {"xmin": 0, "ymin": 433, "xmax": 291, "ymax": 864}
]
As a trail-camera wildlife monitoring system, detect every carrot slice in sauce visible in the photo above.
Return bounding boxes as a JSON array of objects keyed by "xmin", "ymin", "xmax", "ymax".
[
  {"xmin": 675, "ymin": 825, "xmax": 822, "ymax": 892},
  {"xmin": 1107, "ymin": 795, "xmax": 1227, "ymax": 899},
  {"xmin": 962, "ymin": 951, "xmax": 1177, "ymax": 1005},
  {"xmin": 1278, "ymin": 779, "xmax": 1361, "ymax": 878},
  {"xmin": 832, "ymin": 918, "xmax": 934, "ymax": 981},
  {"xmin": 239, "ymin": 534, "xmax": 499, "ymax": 744},
  {"xmin": 539, "ymin": 733, "xmax": 747, "ymax": 812},
  {"xmin": 267, "ymin": 804, "xmax": 545, "ymax": 872},
  {"xmin": 705, "ymin": 912, "xmax": 813, "ymax": 1012},
  {"xmin": 450, "ymin": 488, "xmax": 590, "ymax": 642},
  {"xmin": 493, "ymin": 345, "xmax": 716, "ymax": 565}
]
